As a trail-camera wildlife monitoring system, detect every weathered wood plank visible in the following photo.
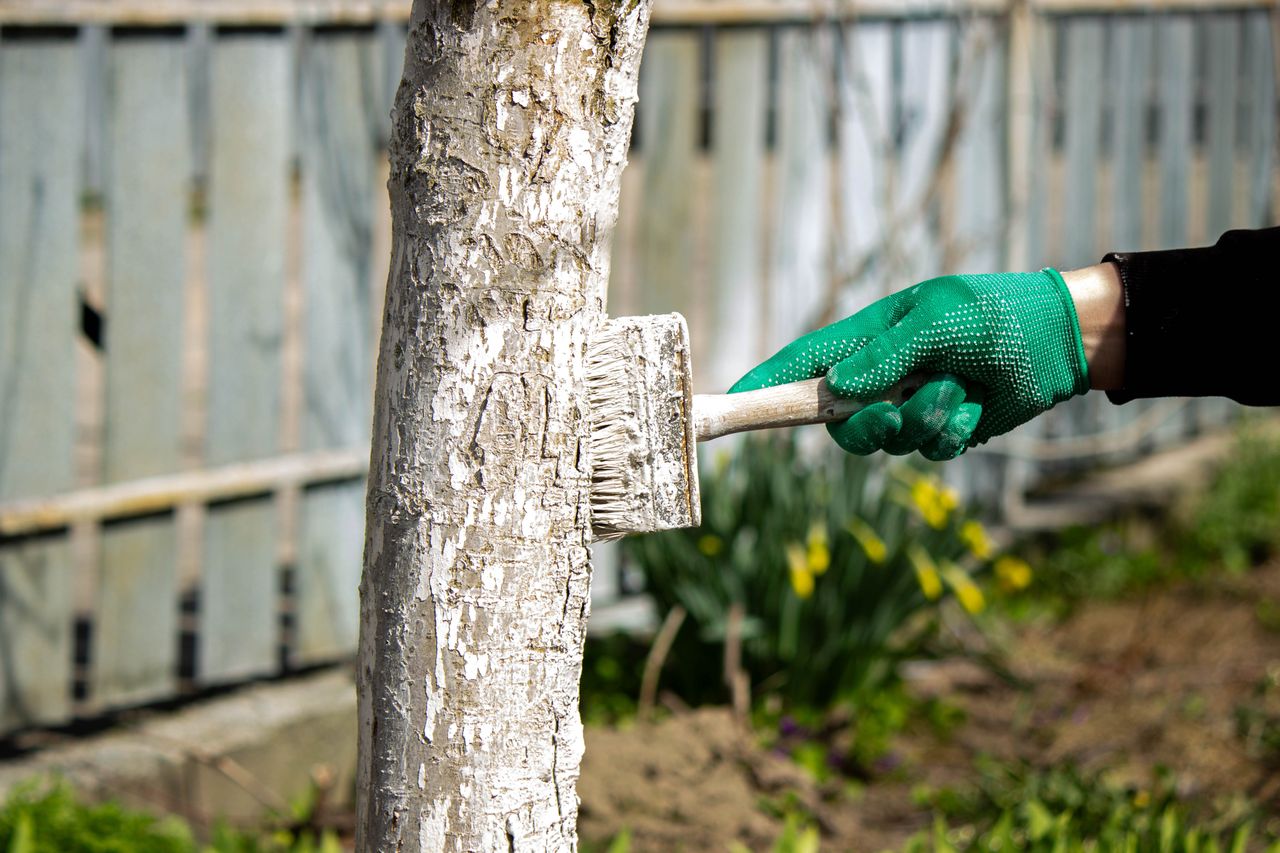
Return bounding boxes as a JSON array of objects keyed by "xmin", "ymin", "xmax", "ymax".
[
  {"xmin": 768, "ymin": 25, "xmax": 832, "ymax": 351},
  {"xmin": 0, "ymin": 448, "xmax": 366, "ymax": 538},
  {"xmin": 12, "ymin": 0, "xmax": 1280, "ymax": 28},
  {"xmin": 1108, "ymin": 15, "xmax": 1153, "ymax": 253},
  {"xmin": 837, "ymin": 20, "xmax": 891, "ymax": 309},
  {"xmin": 635, "ymin": 32, "xmax": 700, "ymax": 325},
  {"xmin": 1200, "ymin": 14, "xmax": 1243, "ymax": 429},
  {"xmin": 374, "ymin": 20, "xmax": 405, "ymax": 147},
  {"xmin": 1101, "ymin": 16, "xmax": 1158, "ymax": 458},
  {"xmin": 200, "ymin": 32, "xmax": 291, "ymax": 685},
  {"xmin": 892, "ymin": 19, "xmax": 951, "ymax": 289},
  {"xmin": 1156, "ymin": 14, "xmax": 1194, "ymax": 250},
  {"xmin": 1243, "ymin": 11, "xmax": 1275, "ymax": 228},
  {"xmin": 296, "ymin": 31, "xmax": 378, "ymax": 663},
  {"xmin": 950, "ymin": 21, "xmax": 1008, "ymax": 505},
  {"xmin": 1057, "ymin": 16, "xmax": 1108, "ymax": 442},
  {"xmin": 953, "ymin": 22, "xmax": 1006, "ymax": 274},
  {"xmin": 1204, "ymin": 14, "xmax": 1241, "ymax": 239},
  {"xmin": 1154, "ymin": 14, "xmax": 1198, "ymax": 440},
  {"xmin": 706, "ymin": 30, "xmax": 767, "ymax": 393},
  {"xmin": 0, "ymin": 35, "xmax": 82, "ymax": 732},
  {"xmin": 96, "ymin": 32, "xmax": 189, "ymax": 709},
  {"xmin": 1021, "ymin": 10, "xmax": 1054, "ymax": 269},
  {"xmin": 1062, "ymin": 16, "xmax": 1105, "ymax": 267}
]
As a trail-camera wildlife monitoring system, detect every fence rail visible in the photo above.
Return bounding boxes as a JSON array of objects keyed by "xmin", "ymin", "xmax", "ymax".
[{"xmin": 1, "ymin": 2, "xmax": 1276, "ymax": 735}]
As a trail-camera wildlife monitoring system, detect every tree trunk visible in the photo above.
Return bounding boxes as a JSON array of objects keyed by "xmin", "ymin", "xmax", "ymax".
[{"xmin": 357, "ymin": 0, "xmax": 652, "ymax": 849}]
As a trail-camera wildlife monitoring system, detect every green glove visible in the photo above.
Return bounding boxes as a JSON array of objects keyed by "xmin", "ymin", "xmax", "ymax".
[{"xmin": 730, "ymin": 270, "xmax": 1090, "ymax": 459}]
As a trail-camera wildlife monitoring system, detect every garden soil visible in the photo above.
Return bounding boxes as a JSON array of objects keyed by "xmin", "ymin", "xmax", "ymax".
[{"xmin": 577, "ymin": 560, "xmax": 1280, "ymax": 851}]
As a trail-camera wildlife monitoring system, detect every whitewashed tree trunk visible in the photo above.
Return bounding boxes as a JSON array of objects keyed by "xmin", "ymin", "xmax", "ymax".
[{"xmin": 357, "ymin": 0, "xmax": 652, "ymax": 849}]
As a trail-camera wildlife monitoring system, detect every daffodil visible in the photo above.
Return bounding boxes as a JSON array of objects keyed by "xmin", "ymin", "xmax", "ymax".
[
  {"xmin": 698, "ymin": 533, "xmax": 724, "ymax": 557},
  {"xmin": 994, "ymin": 555, "xmax": 1033, "ymax": 592},
  {"xmin": 960, "ymin": 520, "xmax": 992, "ymax": 560},
  {"xmin": 806, "ymin": 522, "xmax": 830, "ymax": 575},
  {"xmin": 908, "ymin": 475, "xmax": 959, "ymax": 529},
  {"xmin": 942, "ymin": 562, "xmax": 985, "ymax": 614},
  {"xmin": 846, "ymin": 517, "xmax": 887, "ymax": 564},
  {"xmin": 786, "ymin": 542, "xmax": 814, "ymax": 599},
  {"xmin": 907, "ymin": 544, "xmax": 942, "ymax": 600}
]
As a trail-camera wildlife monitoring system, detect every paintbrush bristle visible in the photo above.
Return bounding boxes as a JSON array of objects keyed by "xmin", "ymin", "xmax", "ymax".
[{"xmin": 587, "ymin": 314, "xmax": 700, "ymax": 540}]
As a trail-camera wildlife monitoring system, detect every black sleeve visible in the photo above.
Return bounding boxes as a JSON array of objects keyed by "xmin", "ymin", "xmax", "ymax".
[{"xmin": 1103, "ymin": 226, "xmax": 1280, "ymax": 406}]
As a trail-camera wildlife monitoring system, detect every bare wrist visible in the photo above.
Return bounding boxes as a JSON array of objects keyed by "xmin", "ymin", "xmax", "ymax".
[{"xmin": 1060, "ymin": 262, "xmax": 1125, "ymax": 391}]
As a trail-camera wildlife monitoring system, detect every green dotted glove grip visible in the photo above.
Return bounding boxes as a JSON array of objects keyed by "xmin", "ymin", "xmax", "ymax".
[{"xmin": 730, "ymin": 269, "xmax": 1090, "ymax": 458}]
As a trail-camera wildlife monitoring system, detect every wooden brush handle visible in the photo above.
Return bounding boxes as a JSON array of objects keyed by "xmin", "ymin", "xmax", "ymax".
[{"xmin": 692, "ymin": 376, "xmax": 923, "ymax": 442}]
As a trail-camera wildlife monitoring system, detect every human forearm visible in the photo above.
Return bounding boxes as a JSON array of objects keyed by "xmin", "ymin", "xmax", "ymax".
[{"xmin": 1060, "ymin": 262, "xmax": 1125, "ymax": 391}]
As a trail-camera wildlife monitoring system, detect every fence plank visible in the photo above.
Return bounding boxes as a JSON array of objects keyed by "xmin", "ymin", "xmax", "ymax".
[
  {"xmin": 950, "ymin": 21, "xmax": 1008, "ymax": 506},
  {"xmin": 837, "ymin": 20, "xmax": 891, "ymax": 310},
  {"xmin": 1022, "ymin": 11, "xmax": 1055, "ymax": 268},
  {"xmin": 95, "ymin": 33, "xmax": 189, "ymax": 709},
  {"xmin": 375, "ymin": 20, "xmax": 405, "ymax": 146},
  {"xmin": 1204, "ymin": 15, "xmax": 1240, "ymax": 239},
  {"xmin": 1061, "ymin": 16, "xmax": 1105, "ymax": 267},
  {"xmin": 1200, "ymin": 14, "xmax": 1242, "ymax": 429},
  {"xmin": 200, "ymin": 32, "xmax": 290, "ymax": 685},
  {"xmin": 0, "ymin": 36, "xmax": 82, "ymax": 732},
  {"xmin": 706, "ymin": 30, "xmax": 767, "ymax": 393},
  {"xmin": 1057, "ymin": 16, "xmax": 1108, "ymax": 441},
  {"xmin": 1244, "ymin": 11, "xmax": 1275, "ymax": 228},
  {"xmin": 635, "ymin": 32, "xmax": 700, "ymax": 324},
  {"xmin": 1108, "ymin": 15, "xmax": 1153, "ymax": 253},
  {"xmin": 768, "ymin": 26, "xmax": 832, "ymax": 351},
  {"xmin": 1156, "ymin": 14, "xmax": 1194, "ymax": 250},
  {"xmin": 295, "ymin": 31, "xmax": 378, "ymax": 663},
  {"xmin": 891, "ymin": 19, "xmax": 951, "ymax": 289}
]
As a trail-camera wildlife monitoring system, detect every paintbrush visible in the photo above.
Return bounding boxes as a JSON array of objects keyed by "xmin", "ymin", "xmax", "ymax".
[{"xmin": 587, "ymin": 313, "xmax": 918, "ymax": 540}]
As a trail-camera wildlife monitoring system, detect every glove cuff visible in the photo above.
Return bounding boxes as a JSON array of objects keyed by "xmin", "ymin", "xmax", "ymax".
[{"xmin": 1039, "ymin": 267, "xmax": 1091, "ymax": 402}]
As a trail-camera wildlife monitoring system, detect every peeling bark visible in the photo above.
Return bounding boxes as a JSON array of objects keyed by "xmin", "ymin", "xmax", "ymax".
[{"xmin": 357, "ymin": 0, "xmax": 652, "ymax": 849}]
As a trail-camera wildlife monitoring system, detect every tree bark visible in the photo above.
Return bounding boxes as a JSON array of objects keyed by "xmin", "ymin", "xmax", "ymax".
[{"xmin": 357, "ymin": 0, "xmax": 652, "ymax": 849}]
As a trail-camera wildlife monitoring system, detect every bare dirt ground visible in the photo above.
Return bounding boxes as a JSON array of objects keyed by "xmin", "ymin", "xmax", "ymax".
[{"xmin": 577, "ymin": 560, "xmax": 1280, "ymax": 852}]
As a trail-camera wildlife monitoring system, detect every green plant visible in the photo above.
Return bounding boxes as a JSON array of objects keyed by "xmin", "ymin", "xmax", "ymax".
[
  {"xmin": 580, "ymin": 632, "xmax": 648, "ymax": 724},
  {"xmin": 757, "ymin": 682, "xmax": 964, "ymax": 782},
  {"xmin": 623, "ymin": 435, "xmax": 1003, "ymax": 709},
  {"xmin": 0, "ymin": 783, "xmax": 194, "ymax": 853},
  {"xmin": 1186, "ymin": 427, "xmax": 1280, "ymax": 573},
  {"xmin": 1235, "ymin": 666, "xmax": 1280, "ymax": 769},
  {"xmin": 729, "ymin": 812, "xmax": 819, "ymax": 853},
  {"xmin": 1006, "ymin": 427, "xmax": 1280, "ymax": 613},
  {"xmin": 0, "ymin": 782, "xmax": 344, "ymax": 853},
  {"xmin": 1014, "ymin": 521, "xmax": 1169, "ymax": 610},
  {"xmin": 908, "ymin": 761, "xmax": 1273, "ymax": 852}
]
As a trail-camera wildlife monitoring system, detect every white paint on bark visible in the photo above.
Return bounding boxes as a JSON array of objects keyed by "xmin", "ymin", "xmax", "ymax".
[{"xmin": 357, "ymin": 0, "xmax": 653, "ymax": 849}]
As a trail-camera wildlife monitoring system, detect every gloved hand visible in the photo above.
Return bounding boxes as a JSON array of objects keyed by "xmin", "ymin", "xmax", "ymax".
[{"xmin": 729, "ymin": 270, "xmax": 1090, "ymax": 460}]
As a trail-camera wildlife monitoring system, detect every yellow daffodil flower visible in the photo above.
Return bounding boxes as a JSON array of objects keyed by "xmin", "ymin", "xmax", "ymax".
[
  {"xmin": 806, "ymin": 522, "xmax": 830, "ymax": 575},
  {"xmin": 907, "ymin": 544, "xmax": 942, "ymax": 600},
  {"xmin": 994, "ymin": 555, "xmax": 1033, "ymax": 592},
  {"xmin": 942, "ymin": 562, "xmax": 985, "ymax": 615},
  {"xmin": 908, "ymin": 475, "xmax": 958, "ymax": 529},
  {"xmin": 786, "ymin": 542, "xmax": 815, "ymax": 599},
  {"xmin": 960, "ymin": 520, "xmax": 992, "ymax": 560},
  {"xmin": 846, "ymin": 517, "xmax": 887, "ymax": 564}
]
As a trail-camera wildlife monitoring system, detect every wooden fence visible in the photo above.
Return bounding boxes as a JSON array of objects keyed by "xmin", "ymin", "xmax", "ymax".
[{"xmin": 1, "ymin": 1, "xmax": 1276, "ymax": 735}]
